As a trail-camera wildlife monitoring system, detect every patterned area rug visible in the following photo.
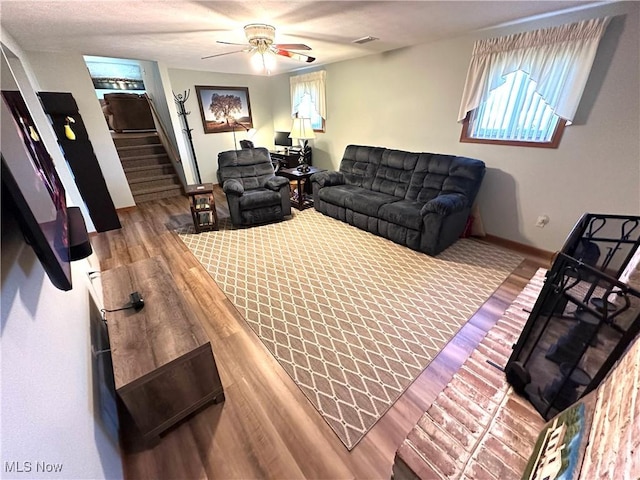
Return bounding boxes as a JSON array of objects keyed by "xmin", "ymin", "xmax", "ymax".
[{"xmin": 178, "ymin": 209, "xmax": 523, "ymax": 449}]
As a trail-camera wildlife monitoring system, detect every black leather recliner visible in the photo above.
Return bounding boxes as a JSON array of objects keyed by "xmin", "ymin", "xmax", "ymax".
[{"xmin": 217, "ymin": 148, "xmax": 291, "ymax": 227}]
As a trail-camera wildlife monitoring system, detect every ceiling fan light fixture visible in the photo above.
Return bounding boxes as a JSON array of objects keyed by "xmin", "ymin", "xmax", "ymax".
[
  {"xmin": 244, "ymin": 24, "xmax": 276, "ymax": 47},
  {"xmin": 250, "ymin": 50, "xmax": 263, "ymax": 71},
  {"xmin": 205, "ymin": 23, "xmax": 314, "ymax": 71},
  {"xmin": 245, "ymin": 23, "xmax": 277, "ymax": 73},
  {"xmin": 263, "ymin": 49, "xmax": 277, "ymax": 71},
  {"xmin": 250, "ymin": 48, "xmax": 277, "ymax": 74}
]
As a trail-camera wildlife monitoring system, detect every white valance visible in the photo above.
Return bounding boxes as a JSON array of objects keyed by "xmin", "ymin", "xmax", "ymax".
[
  {"xmin": 458, "ymin": 16, "xmax": 611, "ymax": 123},
  {"xmin": 290, "ymin": 70, "xmax": 326, "ymax": 119}
]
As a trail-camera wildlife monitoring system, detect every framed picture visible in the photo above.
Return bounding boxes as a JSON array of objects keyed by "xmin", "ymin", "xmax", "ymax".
[{"xmin": 195, "ymin": 85, "xmax": 253, "ymax": 134}]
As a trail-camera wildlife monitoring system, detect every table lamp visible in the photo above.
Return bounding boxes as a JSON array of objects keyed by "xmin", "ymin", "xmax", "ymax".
[{"xmin": 289, "ymin": 117, "xmax": 315, "ymax": 172}]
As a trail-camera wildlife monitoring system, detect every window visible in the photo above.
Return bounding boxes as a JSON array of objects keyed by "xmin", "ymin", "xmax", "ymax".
[
  {"xmin": 295, "ymin": 92, "xmax": 324, "ymax": 131},
  {"xmin": 461, "ymin": 70, "xmax": 566, "ymax": 148},
  {"xmin": 84, "ymin": 56, "xmax": 146, "ymax": 98},
  {"xmin": 458, "ymin": 17, "xmax": 611, "ymax": 148},
  {"xmin": 290, "ymin": 70, "xmax": 326, "ymax": 132}
]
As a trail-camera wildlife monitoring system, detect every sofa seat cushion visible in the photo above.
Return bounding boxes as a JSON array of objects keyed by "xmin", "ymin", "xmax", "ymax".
[
  {"xmin": 318, "ymin": 184, "xmax": 364, "ymax": 208},
  {"xmin": 344, "ymin": 189, "xmax": 400, "ymax": 217},
  {"xmin": 239, "ymin": 188, "xmax": 282, "ymax": 209},
  {"xmin": 378, "ymin": 200, "xmax": 424, "ymax": 231}
]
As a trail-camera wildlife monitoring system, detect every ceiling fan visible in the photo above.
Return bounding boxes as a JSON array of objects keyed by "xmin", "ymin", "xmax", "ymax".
[{"xmin": 202, "ymin": 24, "xmax": 315, "ymax": 73}]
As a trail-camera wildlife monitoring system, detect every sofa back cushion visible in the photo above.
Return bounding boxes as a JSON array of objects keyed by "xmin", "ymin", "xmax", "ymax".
[
  {"xmin": 370, "ymin": 149, "xmax": 420, "ymax": 198},
  {"xmin": 407, "ymin": 154, "xmax": 485, "ymax": 205},
  {"xmin": 339, "ymin": 145, "xmax": 384, "ymax": 189},
  {"xmin": 218, "ymin": 147, "xmax": 275, "ymax": 190}
]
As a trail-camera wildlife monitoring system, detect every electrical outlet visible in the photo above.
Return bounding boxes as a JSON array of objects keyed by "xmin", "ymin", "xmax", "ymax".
[{"xmin": 536, "ymin": 215, "xmax": 550, "ymax": 228}]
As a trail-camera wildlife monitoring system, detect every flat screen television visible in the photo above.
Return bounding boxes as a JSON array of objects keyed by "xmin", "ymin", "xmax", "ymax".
[
  {"xmin": 274, "ymin": 131, "xmax": 292, "ymax": 148},
  {"xmin": 1, "ymin": 90, "xmax": 72, "ymax": 291}
]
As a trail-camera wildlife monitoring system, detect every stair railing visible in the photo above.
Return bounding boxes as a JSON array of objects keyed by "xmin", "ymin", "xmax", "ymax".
[{"xmin": 143, "ymin": 94, "xmax": 188, "ymax": 191}]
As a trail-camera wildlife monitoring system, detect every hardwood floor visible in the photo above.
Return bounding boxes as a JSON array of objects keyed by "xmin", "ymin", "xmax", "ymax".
[{"xmin": 92, "ymin": 190, "xmax": 546, "ymax": 480}]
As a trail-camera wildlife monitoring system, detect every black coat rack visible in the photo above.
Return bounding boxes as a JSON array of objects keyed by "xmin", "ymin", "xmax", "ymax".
[{"xmin": 173, "ymin": 90, "xmax": 201, "ymax": 184}]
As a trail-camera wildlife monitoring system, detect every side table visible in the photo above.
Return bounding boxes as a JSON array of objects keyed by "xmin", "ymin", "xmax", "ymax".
[
  {"xmin": 277, "ymin": 166, "xmax": 325, "ymax": 210},
  {"xmin": 186, "ymin": 183, "xmax": 218, "ymax": 232}
]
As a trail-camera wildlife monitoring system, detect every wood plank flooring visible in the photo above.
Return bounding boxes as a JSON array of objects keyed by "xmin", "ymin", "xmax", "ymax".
[{"xmin": 92, "ymin": 190, "xmax": 546, "ymax": 480}]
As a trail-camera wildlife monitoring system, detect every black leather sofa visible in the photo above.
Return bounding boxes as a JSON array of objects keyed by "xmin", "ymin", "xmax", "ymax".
[{"xmin": 311, "ymin": 145, "xmax": 486, "ymax": 256}]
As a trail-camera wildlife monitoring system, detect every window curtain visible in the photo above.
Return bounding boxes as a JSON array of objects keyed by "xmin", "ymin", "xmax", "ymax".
[
  {"xmin": 458, "ymin": 16, "xmax": 611, "ymax": 123},
  {"xmin": 290, "ymin": 70, "xmax": 326, "ymax": 119}
]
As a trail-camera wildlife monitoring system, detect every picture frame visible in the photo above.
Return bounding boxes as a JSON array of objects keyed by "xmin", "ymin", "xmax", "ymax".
[{"xmin": 195, "ymin": 85, "xmax": 253, "ymax": 134}]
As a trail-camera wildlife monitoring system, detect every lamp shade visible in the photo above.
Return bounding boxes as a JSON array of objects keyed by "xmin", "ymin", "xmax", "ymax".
[{"xmin": 289, "ymin": 117, "xmax": 315, "ymax": 140}]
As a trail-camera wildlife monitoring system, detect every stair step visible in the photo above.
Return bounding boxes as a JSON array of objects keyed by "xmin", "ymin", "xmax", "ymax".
[
  {"xmin": 120, "ymin": 154, "xmax": 171, "ymax": 169},
  {"xmin": 124, "ymin": 164, "xmax": 177, "ymax": 179},
  {"xmin": 131, "ymin": 183, "xmax": 182, "ymax": 195},
  {"xmin": 112, "ymin": 133, "xmax": 161, "ymax": 148},
  {"xmin": 117, "ymin": 144, "xmax": 165, "ymax": 157},
  {"xmin": 127, "ymin": 174, "xmax": 181, "ymax": 190},
  {"xmin": 112, "ymin": 132, "xmax": 184, "ymax": 204},
  {"xmin": 132, "ymin": 184, "xmax": 183, "ymax": 204},
  {"xmin": 117, "ymin": 143, "xmax": 163, "ymax": 152}
]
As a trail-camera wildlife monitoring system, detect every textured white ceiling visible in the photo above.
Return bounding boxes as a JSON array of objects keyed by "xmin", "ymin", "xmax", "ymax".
[{"xmin": 1, "ymin": 0, "xmax": 603, "ymax": 76}]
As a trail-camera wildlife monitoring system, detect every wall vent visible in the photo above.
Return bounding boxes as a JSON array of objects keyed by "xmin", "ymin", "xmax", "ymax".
[{"xmin": 352, "ymin": 35, "xmax": 379, "ymax": 45}]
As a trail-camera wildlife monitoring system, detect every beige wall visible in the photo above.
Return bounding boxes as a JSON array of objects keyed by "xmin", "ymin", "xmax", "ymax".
[
  {"xmin": 273, "ymin": 1, "xmax": 640, "ymax": 252},
  {"xmin": 1, "ymin": 3, "xmax": 637, "ymax": 477},
  {"xmin": 26, "ymin": 51, "xmax": 135, "ymax": 210},
  {"xmin": 8, "ymin": 1, "xmax": 638, "ymax": 252},
  {"xmin": 166, "ymin": 69, "xmax": 278, "ymax": 185},
  {"xmin": 1, "ymin": 33, "xmax": 123, "ymax": 479}
]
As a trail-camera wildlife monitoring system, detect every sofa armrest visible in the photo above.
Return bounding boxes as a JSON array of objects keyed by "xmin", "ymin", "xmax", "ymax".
[
  {"xmin": 421, "ymin": 193, "xmax": 467, "ymax": 216},
  {"xmin": 311, "ymin": 170, "xmax": 345, "ymax": 188},
  {"xmin": 223, "ymin": 179, "xmax": 244, "ymax": 196},
  {"xmin": 265, "ymin": 176, "xmax": 289, "ymax": 191}
]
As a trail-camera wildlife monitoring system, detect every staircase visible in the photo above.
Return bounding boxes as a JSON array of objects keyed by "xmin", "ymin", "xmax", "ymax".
[{"xmin": 112, "ymin": 132, "xmax": 184, "ymax": 204}]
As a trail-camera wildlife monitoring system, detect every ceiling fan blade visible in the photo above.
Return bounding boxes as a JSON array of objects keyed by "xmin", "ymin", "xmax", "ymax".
[
  {"xmin": 275, "ymin": 49, "xmax": 316, "ymax": 63},
  {"xmin": 273, "ymin": 43, "xmax": 312, "ymax": 51},
  {"xmin": 201, "ymin": 49, "xmax": 246, "ymax": 60},
  {"xmin": 216, "ymin": 40, "xmax": 248, "ymax": 46}
]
